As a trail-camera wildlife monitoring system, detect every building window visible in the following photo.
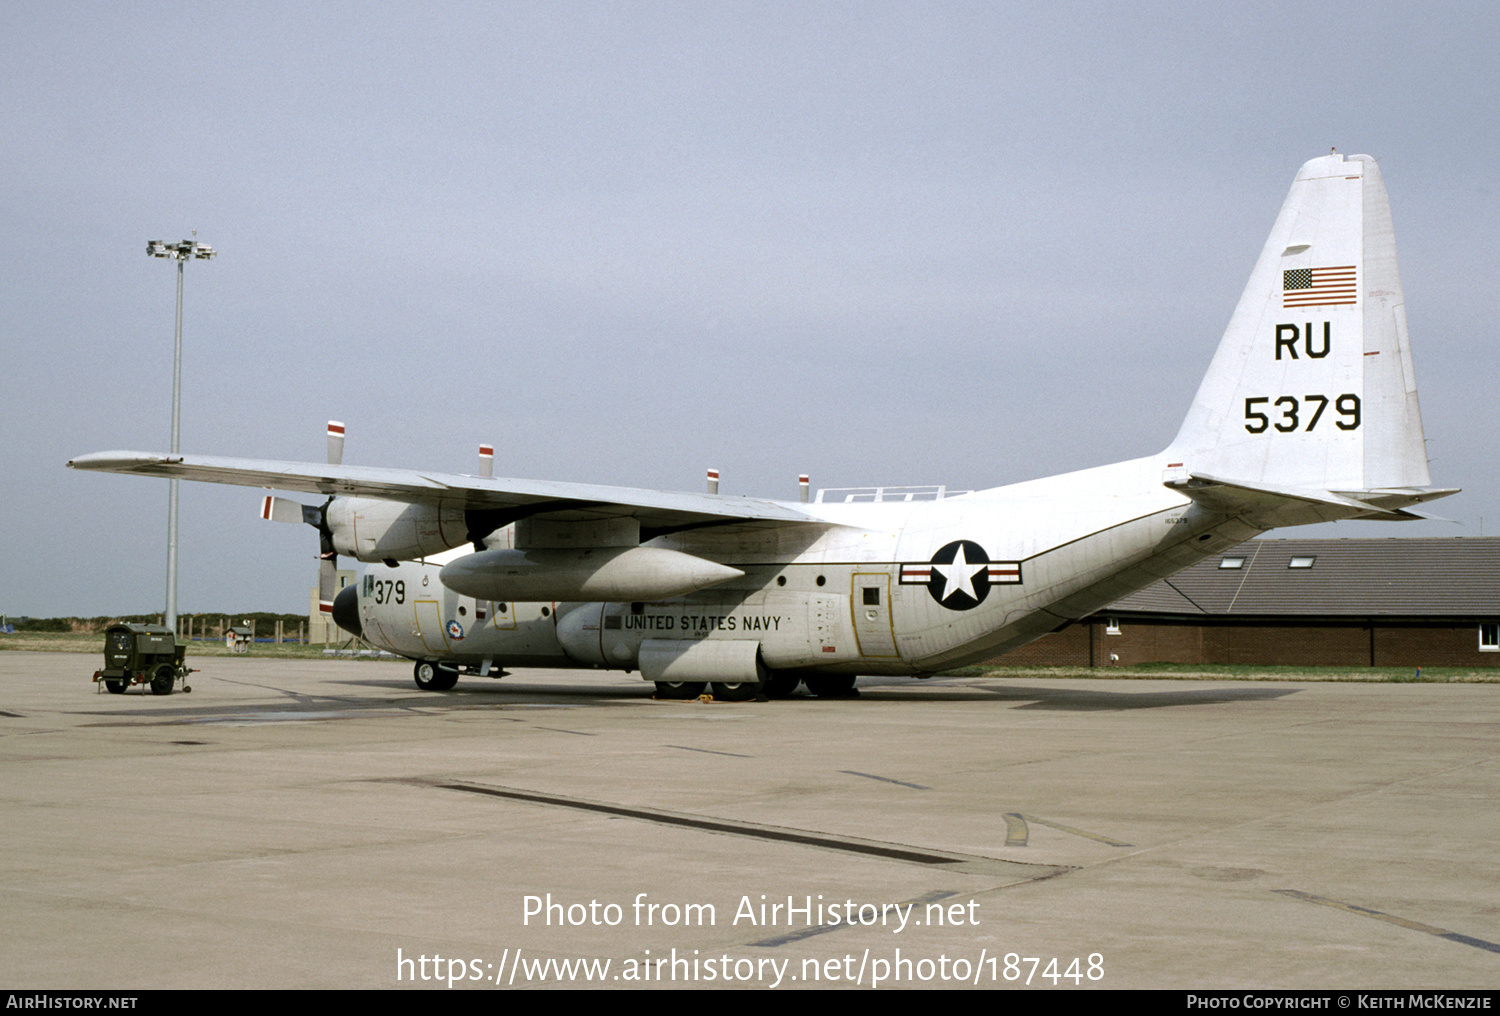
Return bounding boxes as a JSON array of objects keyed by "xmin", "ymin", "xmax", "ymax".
[
  {"xmin": 1219, "ymin": 556, "xmax": 1245, "ymax": 569},
  {"xmin": 1105, "ymin": 617, "xmax": 1121, "ymax": 635},
  {"xmin": 1480, "ymin": 623, "xmax": 1499, "ymax": 652},
  {"xmin": 1288, "ymin": 556, "xmax": 1317, "ymax": 569}
]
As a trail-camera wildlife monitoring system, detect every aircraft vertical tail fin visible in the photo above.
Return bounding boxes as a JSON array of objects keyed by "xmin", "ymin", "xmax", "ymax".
[{"xmin": 1165, "ymin": 154, "xmax": 1452, "ymax": 520}]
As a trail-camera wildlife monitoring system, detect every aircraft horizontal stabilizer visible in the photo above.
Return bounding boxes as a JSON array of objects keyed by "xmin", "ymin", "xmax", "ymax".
[{"xmin": 1166, "ymin": 472, "xmax": 1458, "ymax": 528}]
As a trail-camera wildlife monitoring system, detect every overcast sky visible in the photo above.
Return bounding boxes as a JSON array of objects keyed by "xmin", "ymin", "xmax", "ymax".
[{"xmin": 3, "ymin": 1, "xmax": 1495, "ymax": 618}]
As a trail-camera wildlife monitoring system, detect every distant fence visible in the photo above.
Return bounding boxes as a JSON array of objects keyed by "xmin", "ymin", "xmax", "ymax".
[{"xmin": 179, "ymin": 635, "xmax": 310, "ymax": 645}]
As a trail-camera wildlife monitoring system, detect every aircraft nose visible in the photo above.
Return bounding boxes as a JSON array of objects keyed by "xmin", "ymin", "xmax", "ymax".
[{"xmin": 331, "ymin": 583, "xmax": 362, "ymax": 639}]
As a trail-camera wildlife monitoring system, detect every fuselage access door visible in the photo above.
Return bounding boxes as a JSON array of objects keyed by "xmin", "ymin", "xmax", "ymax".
[{"xmin": 851, "ymin": 571, "xmax": 899, "ymax": 658}]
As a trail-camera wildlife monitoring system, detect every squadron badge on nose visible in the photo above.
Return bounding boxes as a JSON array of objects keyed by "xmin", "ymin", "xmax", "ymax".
[{"xmin": 900, "ymin": 541, "xmax": 1021, "ymax": 610}]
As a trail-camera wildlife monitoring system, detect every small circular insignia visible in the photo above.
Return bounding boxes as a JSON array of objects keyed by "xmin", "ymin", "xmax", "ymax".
[
  {"xmin": 926, "ymin": 540, "xmax": 991, "ymax": 610},
  {"xmin": 446, "ymin": 620, "xmax": 465, "ymax": 640}
]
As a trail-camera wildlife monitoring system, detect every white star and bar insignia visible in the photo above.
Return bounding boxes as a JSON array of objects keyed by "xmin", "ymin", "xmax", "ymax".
[{"xmin": 899, "ymin": 540, "xmax": 1021, "ymax": 610}]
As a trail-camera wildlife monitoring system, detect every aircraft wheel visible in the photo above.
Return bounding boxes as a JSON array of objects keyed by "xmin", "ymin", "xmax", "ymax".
[
  {"xmin": 710, "ymin": 681, "xmax": 760, "ymax": 702},
  {"xmin": 104, "ymin": 679, "xmax": 127, "ymax": 695},
  {"xmin": 413, "ymin": 661, "xmax": 459, "ymax": 691},
  {"xmin": 150, "ymin": 665, "xmax": 176, "ymax": 696},
  {"xmin": 654, "ymin": 681, "xmax": 706, "ymax": 700},
  {"xmin": 803, "ymin": 674, "xmax": 857, "ymax": 698},
  {"xmin": 761, "ymin": 672, "xmax": 801, "ymax": 698}
]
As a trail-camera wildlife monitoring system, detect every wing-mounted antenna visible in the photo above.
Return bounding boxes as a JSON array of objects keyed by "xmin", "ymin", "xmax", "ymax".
[{"xmin": 326, "ymin": 420, "xmax": 345, "ymax": 467}]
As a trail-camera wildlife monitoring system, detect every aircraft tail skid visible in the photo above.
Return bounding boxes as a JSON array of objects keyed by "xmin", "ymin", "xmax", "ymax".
[{"xmin": 1162, "ymin": 153, "xmax": 1454, "ymax": 525}]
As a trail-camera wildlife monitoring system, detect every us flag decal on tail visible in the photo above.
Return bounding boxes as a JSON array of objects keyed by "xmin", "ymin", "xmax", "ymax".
[{"xmin": 1283, "ymin": 265, "xmax": 1356, "ymax": 308}]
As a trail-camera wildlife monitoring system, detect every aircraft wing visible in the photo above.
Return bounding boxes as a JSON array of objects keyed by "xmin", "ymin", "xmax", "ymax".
[{"xmin": 66, "ymin": 451, "xmax": 821, "ymax": 533}]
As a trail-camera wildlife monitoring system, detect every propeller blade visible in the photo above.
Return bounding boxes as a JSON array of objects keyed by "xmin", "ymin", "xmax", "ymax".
[
  {"xmin": 259, "ymin": 495, "xmax": 309, "ymax": 524},
  {"xmin": 320, "ymin": 420, "xmax": 343, "ymax": 614},
  {"xmin": 316, "ymin": 496, "xmax": 339, "ymax": 615},
  {"xmin": 479, "ymin": 443, "xmax": 493, "ymax": 478},
  {"xmin": 261, "ymin": 489, "xmax": 341, "ymax": 616},
  {"xmin": 318, "ymin": 552, "xmax": 337, "ymax": 615}
]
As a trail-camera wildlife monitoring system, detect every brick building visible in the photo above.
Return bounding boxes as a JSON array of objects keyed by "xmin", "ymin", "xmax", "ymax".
[{"xmin": 994, "ymin": 538, "xmax": 1500, "ymax": 668}]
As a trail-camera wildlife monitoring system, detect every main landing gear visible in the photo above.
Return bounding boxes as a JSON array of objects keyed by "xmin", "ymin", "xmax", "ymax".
[
  {"xmin": 650, "ymin": 680, "xmax": 762, "ymax": 701},
  {"xmin": 413, "ymin": 660, "xmax": 459, "ymax": 691},
  {"xmin": 652, "ymin": 681, "xmax": 706, "ymax": 700},
  {"xmin": 802, "ymin": 674, "xmax": 858, "ymax": 698},
  {"xmin": 650, "ymin": 673, "xmax": 858, "ymax": 700}
]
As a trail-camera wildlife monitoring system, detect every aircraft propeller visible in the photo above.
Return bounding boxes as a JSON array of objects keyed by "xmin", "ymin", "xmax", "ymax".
[{"xmin": 259, "ymin": 420, "xmax": 345, "ymax": 615}]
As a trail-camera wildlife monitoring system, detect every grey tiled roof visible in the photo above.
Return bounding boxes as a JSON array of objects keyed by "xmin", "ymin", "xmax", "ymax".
[{"xmin": 1107, "ymin": 538, "xmax": 1500, "ymax": 618}]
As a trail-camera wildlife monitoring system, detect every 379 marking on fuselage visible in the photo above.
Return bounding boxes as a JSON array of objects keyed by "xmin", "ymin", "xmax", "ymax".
[{"xmin": 900, "ymin": 540, "xmax": 1022, "ymax": 611}]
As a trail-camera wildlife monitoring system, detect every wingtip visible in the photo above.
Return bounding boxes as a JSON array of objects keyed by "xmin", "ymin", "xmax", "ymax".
[{"xmin": 67, "ymin": 451, "xmax": 176, "ymax": 471}]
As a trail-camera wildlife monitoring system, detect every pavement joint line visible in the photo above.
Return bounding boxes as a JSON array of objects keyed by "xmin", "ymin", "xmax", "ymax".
[
  {"xmin": 1018, "ymin": 813, "xmax": 1133, "ymax": 847},
  {"xmin": 1017, "ymin": 752, "xmax": 1500, "ymax": 878},
  {"xmin": 1272, "ymin": 889, "xmax": 1500, "ymax": 954},
  {"xmin": 839, "ymin": 770, "xmax": 930, "ymax": 790},
  {"xmin": 666, "ymin": 744, "xmax": 754, "ymax": 757},
  {"xmin": 389, "ymin": 777, "xmax": 1071, "ymax": 879}
]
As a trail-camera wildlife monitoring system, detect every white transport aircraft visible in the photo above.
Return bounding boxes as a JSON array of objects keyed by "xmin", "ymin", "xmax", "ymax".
[{"xmin": 71, "ymin": 153, "xmax": 1455, "ymax": 699}]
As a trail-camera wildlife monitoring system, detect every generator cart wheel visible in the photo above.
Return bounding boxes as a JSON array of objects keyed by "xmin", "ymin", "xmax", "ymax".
[
  {"xmin": 104, "ymin": 679, "xmax": 127, "ymax": 695},
  {"xmin": 150, "ymin": 664, "xmax": 176, "ymax": 696}
]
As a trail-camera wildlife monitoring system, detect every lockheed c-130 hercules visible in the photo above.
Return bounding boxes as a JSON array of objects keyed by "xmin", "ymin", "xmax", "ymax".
[{"xmin": 71, "ymin": 154, "xmax": 1455, "ymax": 700}]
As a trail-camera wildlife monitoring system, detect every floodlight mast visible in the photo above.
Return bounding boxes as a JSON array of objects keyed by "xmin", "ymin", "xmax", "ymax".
[{"xmin": 146, "ymin": 237, "xmax": 215, "ymax": 633}]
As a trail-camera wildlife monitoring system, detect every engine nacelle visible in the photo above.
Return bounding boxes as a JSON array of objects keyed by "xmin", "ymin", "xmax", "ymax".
[{"xmin": 325, "ymin": 498, "xmax": 469, "ymax": 562}]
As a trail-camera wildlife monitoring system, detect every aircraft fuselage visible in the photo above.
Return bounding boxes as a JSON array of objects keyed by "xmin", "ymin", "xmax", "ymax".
[{"xmin": 351, "ymin": 456, "xmax": 1260, "ymax": 680}]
